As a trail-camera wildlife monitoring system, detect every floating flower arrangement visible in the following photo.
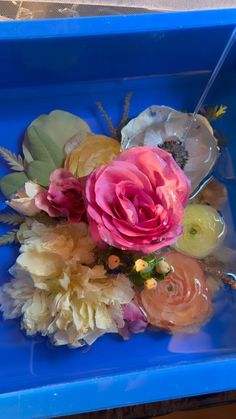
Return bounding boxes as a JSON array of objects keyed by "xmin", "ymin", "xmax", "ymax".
[{"xmin": 0, "ymin": 97, "xmax": 234, "ymax": 348}]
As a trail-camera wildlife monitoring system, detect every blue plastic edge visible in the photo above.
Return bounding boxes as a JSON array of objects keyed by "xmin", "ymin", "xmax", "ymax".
[
  {"xmin": 0, "ymin": 9, "xmax": 235, "ymax": 40},
  {"xmin": 1, "ymin": 356, "xmax": 236, "ymax": 419}
]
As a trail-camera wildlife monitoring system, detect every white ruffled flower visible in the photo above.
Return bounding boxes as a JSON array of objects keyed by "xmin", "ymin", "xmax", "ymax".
[
  {"xmin": 0, "ymin": 220, "xmax": 134, "ymax": 347},
  {"xmin": 17, "ymin": 219, "xmax": 96, "ymax": 266},
  {"xmin": 0, "ymin": 265, "xmax": 133, "ymax": 347}
]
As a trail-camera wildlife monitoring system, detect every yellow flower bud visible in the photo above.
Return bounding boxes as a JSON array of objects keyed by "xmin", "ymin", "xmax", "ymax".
[
  {"xmin": 64, "ymin": 134, "xmax": 120, "ymax": 178},
  {"xmin": 145, "ymin": 278, "xmax": 157, "ymax": 290},
  {"xmin": 135, "ymin": 259, "xmax": 148, "ymax": 272}
]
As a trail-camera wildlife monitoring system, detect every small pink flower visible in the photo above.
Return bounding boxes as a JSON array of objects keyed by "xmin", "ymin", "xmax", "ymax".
[
  {"xmin": 86, "ymin": 147, "xmax": 190, "ymax": 253},
  {"xmin": 122, "ymin": 301, "xmax": 147, "ymax": 334},
  {"xmin": 35, "ymin": 169, "xmax": 86, "ymax": 223}
]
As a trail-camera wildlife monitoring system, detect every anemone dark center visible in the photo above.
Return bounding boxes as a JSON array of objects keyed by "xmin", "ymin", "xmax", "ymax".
[{"xmin": 160, "ymin": 139, "xmax": 189, "ymax": 169}]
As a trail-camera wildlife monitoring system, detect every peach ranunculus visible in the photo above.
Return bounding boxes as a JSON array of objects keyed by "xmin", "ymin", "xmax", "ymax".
[
  {"xmin": 64, "ymin": 134, "xmax": 121, "ymax": 178},
  {"xmin": 86, "ymin": 146, "xmax": 190, "ymax": 253},
  {"xmin": 140, "ymin": 251, "xmax": 212, "ymax": 332}
]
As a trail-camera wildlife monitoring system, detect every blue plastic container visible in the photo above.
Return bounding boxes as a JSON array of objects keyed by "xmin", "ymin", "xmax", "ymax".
[{"xmin": 0, "ymin": 9, "xmax": 236, "ymax": 419}]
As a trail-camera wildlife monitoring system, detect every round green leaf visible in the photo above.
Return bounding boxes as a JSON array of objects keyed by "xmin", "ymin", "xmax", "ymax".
[
  {"xmin": 27, "ymin": 160, "xmax": 54, "ymax": 187},
  {"xmin": 25, "ymin": 125, "xmax": 64, "ymax": 168},
  {"xmin": 26, "ymin": 110, "xmax": 91, "ymax": 155},
  {"xmin": 0, "ymin": 172, "xmax": 28, "ymax": 197}
]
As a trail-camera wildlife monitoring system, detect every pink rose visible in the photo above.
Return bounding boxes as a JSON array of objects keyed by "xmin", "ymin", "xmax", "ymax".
[
  {"xmin": 35, "ymin": 169, "xmax": 86, "ymax": 223},
  {"xmin": 86, "ymin": 147, "xmax": 190, "ymax": 253}
]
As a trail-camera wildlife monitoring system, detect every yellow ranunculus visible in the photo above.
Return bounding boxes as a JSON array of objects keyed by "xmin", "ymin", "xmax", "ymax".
[
  {"xmin": 64, "ymin": 134, "xmax": 121, "ymax": 177},
  {"xmin": 173, "ymin": 204, "xmax": 226, "ymax": 258}
]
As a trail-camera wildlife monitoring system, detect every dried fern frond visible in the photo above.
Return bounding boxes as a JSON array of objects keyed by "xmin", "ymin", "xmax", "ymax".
[
  {"xmin": 119, "ymin": 92, "xmax": 133, "ymax": 130},
  {"xmin": 0, "ymin": 229, "xmax": 18, "ymax": 246},
  {"xmin": 0, "ymin": 147, "xmax": 24, "ymax": 171},
  {"xmin": 0, "ymin": 211, "xmax": 25, "ymax": 226},
  {"xmin": 203, "ymin": 105, "xmax": 227, "ymax": 121},
  {"xmin": 96, "ymin": 101, "xmax": 118, "ymax": 139}
]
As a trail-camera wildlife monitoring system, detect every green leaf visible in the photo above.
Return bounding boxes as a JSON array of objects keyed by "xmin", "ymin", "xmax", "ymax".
[
  {"xmin": 23, "ymin": 121, "xmax": 66, "ymax": 187},
  {"xmin": 0, "ymin": 147, "xmax": 24, "ymax": 171},
  {"xmin": 25, "ymin": 110, "xmax": 91, "ymax": 158},
  {"xmin": 0, "ymin": 211, "xmax": 25, "ymax": 225},
  {"xmin": 22, "ymin": 140, "xmax": 33, "ymax": 163},
  {"xmin": 129, "ymin": 271, "xmax": 145, "ymax": 286},
  {"xmin": 0, "ymin": 172, "xmax": 28, "ymax": 197},
  {"xmin": 0, "ymin": 229, "xmax": 18, "ymax": 246},
  {"xmin": 139, "ymin": 265, "xmax": 155, "ymax": 280},
  {"xmin": 25, "ymin": 125, "xmax": 64, "ymax": 167},
  {"xmin": 27, "ymin": 160, "xmax": 54, "ymax": 187}
]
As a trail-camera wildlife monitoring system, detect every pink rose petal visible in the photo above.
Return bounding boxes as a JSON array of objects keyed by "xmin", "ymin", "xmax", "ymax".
[{"xmin": 86, "ymin": 147, "xmax": 190, "ymax": 253}]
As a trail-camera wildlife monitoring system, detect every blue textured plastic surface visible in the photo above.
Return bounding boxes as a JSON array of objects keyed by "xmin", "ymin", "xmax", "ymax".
[{"xmin": 0, "ymin": 9, "xmax": 236, "ymax": 419}]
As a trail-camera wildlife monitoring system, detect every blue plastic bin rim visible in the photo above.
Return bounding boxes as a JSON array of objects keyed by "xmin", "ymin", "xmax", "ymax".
[
  {"xmin": 0, "ymin": 9, "xmax": 235, "ymax": 40},
  {"xmin": 1, "ymin": 355, "xmax": 236, "ymax": 419}
]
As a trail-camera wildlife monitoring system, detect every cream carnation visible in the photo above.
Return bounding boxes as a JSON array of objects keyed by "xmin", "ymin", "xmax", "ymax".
[
  {"xmin": 0, "ymin": 264, "xmax": 134, "ymax": 347},
  {"xmin": 0, "ymin": 220, "xmax": 134, "ymax": 346}
]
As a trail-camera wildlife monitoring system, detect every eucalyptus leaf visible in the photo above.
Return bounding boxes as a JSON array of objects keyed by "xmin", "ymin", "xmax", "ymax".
[
  {"xmin": 22, "ymin": 141, "xmax": 33, "ymax": 163},
  {"xmin": 0, "ymin": 172, "xmax": 28, "ymax": 197},
  {"xmin": 25, "ymin": 125, "xmax": 64, "ymax": 167},
  {"xmin": 27, "ymin": 160, "xmax": 54, "ymax": 187},
  {"xmin": 26, "ymin": 110, "xmax": 91, "ymax": 154}
]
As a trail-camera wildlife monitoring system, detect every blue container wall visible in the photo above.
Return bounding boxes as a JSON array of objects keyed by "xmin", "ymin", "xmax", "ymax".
[{"xmin": 0, "ymin": 19, "xmax": 235, "ymax": 87}]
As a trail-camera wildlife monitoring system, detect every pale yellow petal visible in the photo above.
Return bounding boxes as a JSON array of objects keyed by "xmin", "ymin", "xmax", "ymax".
[
  {"xmin": 8, "ymin": 196, "xmax": 40, "ymax": 216},
  {"xmin": 173, "ymin": 204, "xmax": 226, "ymax": 258},
  {"xmin": 17, "ymin": 251, "xmax": 64, "ymax": 278},
  {"xmin": 95, "ymin": 304, "xmax": 112, "ymax": 329},
  {"xmin": 24, "ymin": 181, "xmax": 45, "ymax": 198},
  {"xmin": 65, "ymin": 135, "xmax": 120, "ymax": 177}
]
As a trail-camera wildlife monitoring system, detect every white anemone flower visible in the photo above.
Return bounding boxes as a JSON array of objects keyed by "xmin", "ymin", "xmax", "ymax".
[{"xmin": 121, "ymin": 105, "xmax": 219, "ymax": 194}]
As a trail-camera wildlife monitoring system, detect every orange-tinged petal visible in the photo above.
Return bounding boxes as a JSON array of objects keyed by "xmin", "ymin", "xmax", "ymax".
[
  {"xmin": 65, "ymin": 134, "xmax": 120, "ymax": 177},
  {"xmin": 140, "ymin": 251, "xmax": 212, "ymax": 332}
]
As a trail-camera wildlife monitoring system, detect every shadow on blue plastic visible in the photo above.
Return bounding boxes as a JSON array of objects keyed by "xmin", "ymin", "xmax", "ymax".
[{"xmin": 0, "ymin": 9, "xmax": 236, "ymax": 419}]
